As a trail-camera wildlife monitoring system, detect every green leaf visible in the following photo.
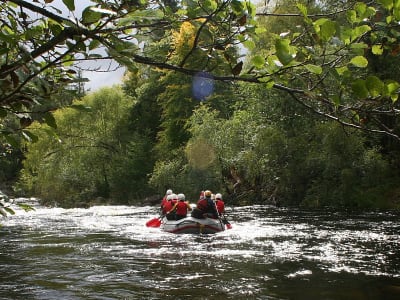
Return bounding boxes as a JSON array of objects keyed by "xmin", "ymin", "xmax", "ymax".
[
  {"xmin": 352, "ymin": 25, "xmax": 371, "ymax": 40},
  {"xmin": 394, "ymin": 7, "xmax": 400, "ymax": 20},
  {"xmin": 89, "ymin": 39, "xmax": 101, "ymax": 50},
  {"xmin": 384, "ymin": 81, "xmax": 400, "ymax": 102},
  {"xmin": 62, "ymin": 0, "xmax": 75, "ymax": 11},
  {"xmin": 347, "ymin": 10, "xmax": 358, "ymax": 23},
  {"xmin": 252, "ymin": 55, "xmax": 265, "ymax": 68},
  {"xmin": 366, "ymin": 76, "xmax": 384, "ymax": 97},
  {"xmin": 378, "ymin": 0, "xmax": 394, "ymax": 10},
  {"xmin": 81, "ymin": 7, "xmax": 102, "ymax": 24},
  {"xmin": 305, "ymin": 64, "xmax": 323, "ymax": 74},
  {"xmin": 314, "ymin": 18, "xmax": 336, "ymax": 41},
  {"xmin": 354, "ymin": 2, "xmax": 367, "ymax": 16},
  {"xmin": 350, "ymin": 56, "xmax": 368, "ymax": 68},
  {"xmin": 320, "ymin": 20, "xmax": 336, "ymax": 41},
  {"xmin": 203, "ymin": 0, "xmax": 218, "ymax": 11},
  {"xmin": 372, "ymin": 44, "xmax": 384, "ymax": 55},
  {"xmin": 297, "ymin": 3, "xmax": 308, "ymax": 17},
  {"xmin": 332, "ymin": 95, "xmax": 341, "ymax": 108},
  {"xmin": 352, "ymin": 79, "xmax": 369, "ymax": 98},
  {"xmin": 275, "ymin": 39, "xmax": 294, "ymax": 65},
  {"xmin": 43, "ymin": 112, "xmax": 57, "ymax": 129},
  {"xmin": 243, "ymin": 40, "xmax": 256, "ymax": 50},
  {"xmin": 22, "ymin": 130, "xmax": 39, "ymax": 143},
  {"xmin": 335, "ymin": 66, "xmax": 349, "ymax": 76}
]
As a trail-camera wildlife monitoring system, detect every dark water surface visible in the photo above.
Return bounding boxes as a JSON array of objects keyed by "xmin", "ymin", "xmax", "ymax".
[{"xmin": 1, "ymin": 204, "xmax": 400, "ymax": 299}]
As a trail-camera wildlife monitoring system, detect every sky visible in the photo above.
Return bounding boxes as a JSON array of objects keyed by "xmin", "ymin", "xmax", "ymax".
[{"xmin": 44, "ymin": 0, "xmax": 125, "ymax": 91}]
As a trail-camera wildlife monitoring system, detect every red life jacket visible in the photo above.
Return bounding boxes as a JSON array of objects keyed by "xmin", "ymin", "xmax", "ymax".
[
  {"xmin": 176, "ymin": 201, "xmax": 188, "ymax": 216},
  {"xmin": 197, "ymin": 198, "xmax": 208, "ymax": 211},
  {"xmin": 215, "ymin": 200, "xmax": 225, "ymax": 214},
  {"xmin": 164, "ymin": 200, "xmax": 174, "ymax": 212}
]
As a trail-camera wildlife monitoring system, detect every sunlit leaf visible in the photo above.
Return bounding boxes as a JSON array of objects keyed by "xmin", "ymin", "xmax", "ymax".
[
  {"xmin": 378, "ymin": 0, "xmax": 394, "ymax": 10},
  {"xmin": 203, "ymin": 0, "xmax": 218, "ymax": 11},
  {"xmin": 243, "ymin": 40, "xmax": 256, "ymax": 50},
  {"xmin": 384, "ymin": 81, "xmax": 400, "ymax": 102},
  {"xmin": 372, "ymin": 45, "xmax": 384, "ymax": 55},
  {"xmin": 252, "ymin": 55, "xmax": 265, "ymax": 68},
  {"xmin": 275, "ymin": 39, "xmax": 294, "ymax": 65},
  {"xmin": 350, "ymin": 56, "xmax": 368, "ymax": 68},
  {"xmin": 297, "ymin": 3, "xmax": 308, "ymax": 17}
]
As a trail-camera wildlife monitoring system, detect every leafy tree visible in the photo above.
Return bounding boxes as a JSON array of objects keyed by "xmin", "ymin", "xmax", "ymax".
[
  {"xmin": 3, "ymin": 0, "xmax": 400, "ymax": 142},
  {"xmin": 19, "ymin": 86, "xmax": 133, "ymax": 207},
  {"xmin": 1, "ymin": 0, "xmax": 253, "ymax": 139}
]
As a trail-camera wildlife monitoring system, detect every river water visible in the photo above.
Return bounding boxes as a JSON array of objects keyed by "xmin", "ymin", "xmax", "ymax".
[{"xmin": 1, "ymin": 203, "xmax": 400, "ymax": 300}]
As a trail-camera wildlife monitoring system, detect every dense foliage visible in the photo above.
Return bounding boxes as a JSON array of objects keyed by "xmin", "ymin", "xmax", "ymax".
[{"xmin": 3, "ymin": 0, "xmax": 400, "ymax": 209}]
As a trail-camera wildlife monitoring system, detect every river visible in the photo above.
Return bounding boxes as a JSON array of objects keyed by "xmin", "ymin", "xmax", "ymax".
[{"xmin": 1, "ymin": 203, "xmax": 400, "ymax": 299}]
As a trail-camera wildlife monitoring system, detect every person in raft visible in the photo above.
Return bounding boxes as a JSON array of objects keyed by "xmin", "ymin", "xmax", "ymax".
[
  {"xmin": 167, "ymin": 193, "xmax": 192, "ymax": 220},
  {"xmin": 163, "ymin": 194, "xmax": 175, "ymax": 220},
  {"xmin": 161, "ymin": 189, "xmax": 173, "ymax": 214},
  {"xmin": 191, "ymin": 190, "xmax": 219, "ymax": 219},
  {"xmin": 214, "ymin": 193, "xmax": 225, "ymax": 216}
]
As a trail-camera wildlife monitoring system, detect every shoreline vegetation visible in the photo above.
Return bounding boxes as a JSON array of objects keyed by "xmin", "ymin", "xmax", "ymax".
[{"xmin": 2, "ymin": 1, "xmax": 400, "ymax": 211}]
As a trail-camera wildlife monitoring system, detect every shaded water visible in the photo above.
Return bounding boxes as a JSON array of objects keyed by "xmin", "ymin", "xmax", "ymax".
[{"xmin": 1, "ymin": 204, "xmax": 400, "ymax": 299}]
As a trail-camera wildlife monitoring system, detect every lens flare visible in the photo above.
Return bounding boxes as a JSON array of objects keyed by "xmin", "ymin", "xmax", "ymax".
[{"xmin": 192, "ymin": 71, "xmax": 214, "ymax": 101}]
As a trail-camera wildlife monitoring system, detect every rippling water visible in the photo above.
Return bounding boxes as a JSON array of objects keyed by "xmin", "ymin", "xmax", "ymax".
[{"xmin": 1, "ymin": 204, "xmax": 400, "ymax": 299}]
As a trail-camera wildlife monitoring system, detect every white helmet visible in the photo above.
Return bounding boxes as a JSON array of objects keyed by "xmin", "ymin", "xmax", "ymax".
[
  {"xmin": 172, "ymin": 193, "xmax": 178, "ymax": 200},
  {"xmin": 166, "ymin": 189, "xmax": 173, "ymax": 195},
  {"xmin": 215, "ymin": 193, "xmax": 222, "ymax": 199},
  {"xmin": 166, "ymin": 194, "xmax": 173, "ymax": 201},
  {"xmin": 178, "ymin": 193, "xmax": 185, "ymax": 200}
]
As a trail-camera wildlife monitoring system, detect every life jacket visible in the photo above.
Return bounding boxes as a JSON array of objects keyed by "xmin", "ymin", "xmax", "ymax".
[
  {"xmin": 215, "ymin": 200, "xmax": 225, "ymax": 214},
  {"xmin": 164, "ymin": 200, "xmax": 174, "ymax": 212},
  {"xmin": 197, "ymin": 198, "xmax": 208, "ymax": 211},
  {"xmin": 176, "ymin": 201, "xmax": 188, "ymax": 216}
]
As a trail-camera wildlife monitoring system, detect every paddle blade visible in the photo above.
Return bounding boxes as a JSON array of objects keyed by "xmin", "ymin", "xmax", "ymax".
[
  {"xmin": 226, "ymin": 223, "xmax": 232, "ymax": 229},
  {"xmin": 146, "ymin": 218, "xmax": 161, "ymax": 227}
]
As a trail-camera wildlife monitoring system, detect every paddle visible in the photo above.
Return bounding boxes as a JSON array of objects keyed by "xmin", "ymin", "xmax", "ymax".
[
  {"xmin": 221, "ymin": 214, "xmax": 232, "ymax": 229},
  {"xmin": 146, "ymin": 216, "xmax": 162, "ymax": 227}
]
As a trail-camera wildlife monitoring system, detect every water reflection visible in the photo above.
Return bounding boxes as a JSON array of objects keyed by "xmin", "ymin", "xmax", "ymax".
[{"xmin": 1, "ymin": 204, "xmax": 400, "ymax": 299}]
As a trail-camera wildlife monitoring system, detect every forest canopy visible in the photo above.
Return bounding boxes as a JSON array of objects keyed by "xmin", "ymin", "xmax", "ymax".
[{"xmin": 2, "ymin": 0, "xmax": 400, "ymax": 209}]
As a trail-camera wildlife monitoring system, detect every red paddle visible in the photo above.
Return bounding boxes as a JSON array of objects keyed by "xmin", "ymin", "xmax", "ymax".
[
  {"xmin": 146, "ymin": 217, "xmax": 162, "ymax": 227},
  {"xmin": 221, "ymin": 215, "xmax": 232, "ymax": 229}
]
